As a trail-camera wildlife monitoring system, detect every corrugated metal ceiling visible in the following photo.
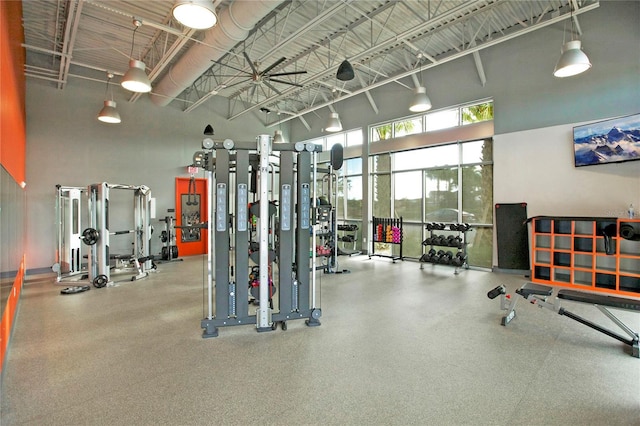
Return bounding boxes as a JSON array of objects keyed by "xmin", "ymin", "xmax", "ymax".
[{"xmin": 22, "ymin": 0, "xmax": 599, "ymax": 124}]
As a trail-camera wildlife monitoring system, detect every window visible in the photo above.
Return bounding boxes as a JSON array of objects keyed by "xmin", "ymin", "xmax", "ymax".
[
  {"xmin": 394, "ymin": 117, "xmax": 423, "ymax": 137},
  {"xmin": 425, "ymin": 109, "xmax": 459, "ymax": 131},
  {"xmin": 371, "ymin": 139, "xmax": 493, "ymax": 268},
  {"xmin": 325, "ymin": 134, "xmax": 344, "ymax": 150},
  {"xmin": 369, "ymin": 100, "xmax": 493, "ymax": 142},
  {"xmin": 346, "ymin": 130, "xmax": 363, "ymax": 147},
  {"xmin": 395, "ymin": 145, "xmax": 457, "ymax": 170},
  {"xmin": 461, "ymin": 101, "xmax": 494, "ymax": 125},
  {"xmin": 371, "ymin": 123, "xmax": 392, "ymax": 141},
  {"xmin": 394, "ymin": 171, "xmax": 422, "ymax": 221}
]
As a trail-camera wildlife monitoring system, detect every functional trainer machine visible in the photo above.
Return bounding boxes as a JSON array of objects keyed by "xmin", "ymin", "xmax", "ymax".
[
  {"xmin": 53, "ymin": 185, "xmax": 86, "ymax": 282},
  {"xmin": 488, "ymin": 283, "xmax": 640, "ymax": 357},
  {"xmin": 193, "ymin": 135, "xmax": 323, "ymax": 337},
  {"xmin": 81, "ymin": 182, "xmax": 155, "ymax": 287}
]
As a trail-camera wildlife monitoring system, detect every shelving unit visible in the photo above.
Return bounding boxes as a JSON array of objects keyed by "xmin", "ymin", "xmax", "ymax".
[
  {"xmin": 370, "ymin": 216, "xmax": 403, "ymax": 262},
  {"xmin": 419, "ymin": 223, "xmax": 472, "ymax": 274},
  {"xmin": 530, "ymin": 216, "xmax": 640, "ymax": 297},
  {"xmin": 337, "ymin": 223, "xmax": 361, "ymax": 256}
]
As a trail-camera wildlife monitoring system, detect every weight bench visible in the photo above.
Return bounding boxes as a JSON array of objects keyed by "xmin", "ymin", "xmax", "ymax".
[{"xmin": 487, "ymin": 283, "xmax": 640, "ymax": 358}]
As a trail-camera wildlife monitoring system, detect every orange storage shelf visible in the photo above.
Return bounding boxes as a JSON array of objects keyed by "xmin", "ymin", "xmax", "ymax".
[{"xmin": 530, "ymin": 217, "xmax": 640, "ymax": 298}]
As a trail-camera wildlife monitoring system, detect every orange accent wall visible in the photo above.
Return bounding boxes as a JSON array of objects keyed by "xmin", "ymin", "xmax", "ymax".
[
  {"xmin": 175, "ymin": 177, "xmax": 209, "ymax": 256},
  {"xmin": 0, "ymin": 0, "xmax": 26, "ymax": 185},
  {"xmin": 0, "ymin": 257, "xmax": 25, "ymax": 373}
]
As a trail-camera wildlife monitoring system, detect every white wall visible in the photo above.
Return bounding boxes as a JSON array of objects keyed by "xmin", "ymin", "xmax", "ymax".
[
  {"xmin": 25, "ymin": 77, "xmax": 272, "ymax": 271},
  {"xmin": 494, "ymin": 122, "xmax": 640, "ymax": 219}
]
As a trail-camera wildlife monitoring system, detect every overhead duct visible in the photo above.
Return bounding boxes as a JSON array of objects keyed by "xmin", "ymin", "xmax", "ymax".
[{"xmin": 150, "ymin": 0, "xmax": 280, "ymax": 107}]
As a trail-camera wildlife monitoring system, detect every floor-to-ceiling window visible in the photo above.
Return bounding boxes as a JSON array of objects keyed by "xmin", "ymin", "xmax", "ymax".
[
  {"xmin": 369, "ymin": 100, "xmax": 494, "ymax": 268},
  {"xmin": 302, "ymin": 99, "xmax": 494, "ymax": 268}
]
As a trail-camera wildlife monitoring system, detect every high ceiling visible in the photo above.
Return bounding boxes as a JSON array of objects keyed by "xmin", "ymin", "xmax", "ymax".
[{"xmin": 22, "ymin": 0, "xmax": 599, "ymax": 127}]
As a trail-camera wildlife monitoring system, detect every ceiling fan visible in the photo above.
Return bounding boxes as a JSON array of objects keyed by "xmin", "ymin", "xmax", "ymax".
[{"xmin": 213, "ymin": 52, "xmax": 307, "ymax": 98}]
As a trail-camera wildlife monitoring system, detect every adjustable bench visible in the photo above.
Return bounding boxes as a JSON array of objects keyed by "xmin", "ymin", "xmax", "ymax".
[{"xmin": 487, "ymin": 283, "xmax": 640, "ymax": 358}]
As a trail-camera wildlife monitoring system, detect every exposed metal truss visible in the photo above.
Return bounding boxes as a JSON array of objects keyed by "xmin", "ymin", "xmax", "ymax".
[{"xmin": 22, "ymin": 0, "xmax": 599, "ymax": 124}]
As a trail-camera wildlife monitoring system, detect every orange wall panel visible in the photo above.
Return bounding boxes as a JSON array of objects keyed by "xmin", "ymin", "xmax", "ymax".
[{"xmin": 0, "ymin": 0, "xmax": 27, "ymax": 185}]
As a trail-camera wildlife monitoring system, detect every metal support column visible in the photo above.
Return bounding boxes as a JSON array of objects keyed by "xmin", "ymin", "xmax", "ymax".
[{"xmin": 257, "ymin": 134, "xmax": 273, "ymax": 331}]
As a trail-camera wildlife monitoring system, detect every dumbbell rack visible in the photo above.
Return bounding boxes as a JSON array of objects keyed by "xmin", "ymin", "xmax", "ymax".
[
  {"xmin": 419, "ymin": 223, "xmax": 472, "ymax": 274},
  {"xmin": 370, "ymin": 216, "xmax": 403, "ymax": 262}
]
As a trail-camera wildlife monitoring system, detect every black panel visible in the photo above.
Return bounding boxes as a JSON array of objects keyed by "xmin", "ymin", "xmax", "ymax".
[{"xmin": 495, "ymin": 203, "xmax": 530, "ymax": 270}]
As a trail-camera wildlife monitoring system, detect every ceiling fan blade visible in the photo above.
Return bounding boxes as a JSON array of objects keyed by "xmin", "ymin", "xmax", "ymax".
[
  {"xmin": 220, "ymin": 79, "xmax": 252, "ymax": 90},
  {"xmin": 263, "ymin": 80, "xmax": 282, "ymax": 95},
  {"xmin": 268, "ymin": 71, "xmax": 308, "ymax": 77},
  {"xmin": 269, "ymin": 78, "xmax": 303, "ymax": 88},
  {"xmin": 260, "ymin": 57, "xmax": 287, "ymax": 75},
  {"xmin": 243, "ymin": 52, "xmax": 259, "ymax": 75},
  {"xmin": 211, "ymin": 60, "xmax": 252, "ymax": 75},
  {"xmin": 249, "ymin": 84, "xmax": 256, "ymax": 98}
]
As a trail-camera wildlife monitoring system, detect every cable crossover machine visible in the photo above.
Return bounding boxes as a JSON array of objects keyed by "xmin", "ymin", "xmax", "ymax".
[{"xmin": 193, "ymin": 134, "xmax": 324, "ymax": 337}]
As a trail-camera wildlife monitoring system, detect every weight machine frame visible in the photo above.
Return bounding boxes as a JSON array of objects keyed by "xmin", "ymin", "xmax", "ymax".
[
  {"xmin": 86, "ymin": 182, "xmax": 154, "ymax": 286},
  {"xmin": 53, "ymin": 185, "xmax": 85, "ymax": 282},
  {"xmin": 195, "ymin": 135, "xmax": 322, "ymax": 337}
]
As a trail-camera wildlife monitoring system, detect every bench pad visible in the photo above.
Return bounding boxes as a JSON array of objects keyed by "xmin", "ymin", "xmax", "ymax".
[
  {"xmin": 516, "ymin": 282, "xmax": 553, "ymax": 298},
  {"xmin": 557, "ymin": 290, "xmax": 640, "ymax": 312}
]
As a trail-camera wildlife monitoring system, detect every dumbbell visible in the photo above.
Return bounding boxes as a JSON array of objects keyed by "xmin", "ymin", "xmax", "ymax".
[
  {"xmin": 449, "ymin": 236, "xmax": 462, "ymax": 248},
  {"xmin": 438, "ymin": 250, "xmax": 454, "ymax": 264},
  {"xmin": 421, "ymin": 249, "xmax": 437, "ymax": 263},
  {"xmin": 451, "ymin": 251, "xmax": 467, "ymax": 266},
  {"xmin": 458, "ymin": 223, "xmax": 471, "ymax": 232},
  {"xmin": 422, "ymin": 237, "xmax": 433, "ymax": 246}
]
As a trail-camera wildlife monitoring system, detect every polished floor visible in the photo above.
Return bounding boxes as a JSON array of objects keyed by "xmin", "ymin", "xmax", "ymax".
[{"xmin": 1, "ymin": 254, "xmax": 639, "ymax": 425}]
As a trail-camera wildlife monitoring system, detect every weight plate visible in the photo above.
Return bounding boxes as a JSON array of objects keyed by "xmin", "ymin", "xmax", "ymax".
[
  {"xmin": 93, "ymin": 275, "xmax": 108, "ymax": 288},
  {"xmin": 60, "ymin": 285, "xmax": 90, "ymax": 295}
]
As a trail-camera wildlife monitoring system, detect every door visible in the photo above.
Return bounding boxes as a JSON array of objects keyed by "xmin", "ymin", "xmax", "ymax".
[{"xmin": 175, "ymin": 177, "xmax": 208, "ymax": 256}]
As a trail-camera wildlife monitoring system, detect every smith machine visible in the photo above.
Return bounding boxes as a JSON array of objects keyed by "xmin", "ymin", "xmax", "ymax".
[
  {"xmin": 80, "ymin": 183, "xmax": 155, "ymax": 287},
  {"xmin": 193, "ymin": 135, "xmax": 323, "ymax": 336}
]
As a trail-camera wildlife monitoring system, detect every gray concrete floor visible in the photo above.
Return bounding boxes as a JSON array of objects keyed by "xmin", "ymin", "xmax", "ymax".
[{"xmin": 1, "ymin": 255, "xmax": 639, "ymax": 425}]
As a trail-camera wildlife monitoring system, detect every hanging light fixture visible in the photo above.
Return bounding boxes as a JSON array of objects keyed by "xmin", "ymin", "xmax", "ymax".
[
  {"xmin": 409, "ymin": 54, "xmax": 432, "ymax": 112},
  {"xmin": 553, "ymin": 5, "xmax": 591, "ymax": 78},
  {"xmin": 325, "ymin": 88, "xmax": 343, "ymax": 132},
  {"xmin": 97, "ymin": 72, "xmax": 121, "ymax": 124},
  {"xmin": 172, "ymin": 0, "xmax": 217, "ymax": 30},
  {"xmin": 121, "ymin": 19, "xmax": 152, "ymax": 93},
  {"xmin": 273, "ymin": 113, "xmax": 285, "ymax": 143},
  {"xmin": 336, "ymin": 59, "xmax": 355, "ymax": 81},
  {"xmin": 273, "ymin": 129, "xmax": 285, "ymax": 143},
  {"xmin": 326, "ymin": 112, "xmax": 343, "ymax": 132}
]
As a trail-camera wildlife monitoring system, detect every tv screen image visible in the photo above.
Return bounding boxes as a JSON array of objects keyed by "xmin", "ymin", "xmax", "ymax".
[{"xmin": 573, "ymin": 113, "xmax": 640, "ymax": 167}]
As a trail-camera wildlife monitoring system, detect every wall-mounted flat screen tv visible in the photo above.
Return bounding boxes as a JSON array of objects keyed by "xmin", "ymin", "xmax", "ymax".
[{"xmin": 573, "ymin": 113, "xmax": 640, "ymax": 167}]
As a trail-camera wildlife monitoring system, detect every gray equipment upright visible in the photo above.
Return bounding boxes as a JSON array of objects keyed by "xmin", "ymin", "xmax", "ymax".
[
  {"xmin": 195, "ymin": 135, "xmax": 322, "ymax": 337},
  {"xmin": 84, "ymin": 183, "xmax": 154, "ymax": 287},
  {"xmin": 53, "ymin": 185, "xmax": 85, "ymax": 282}
]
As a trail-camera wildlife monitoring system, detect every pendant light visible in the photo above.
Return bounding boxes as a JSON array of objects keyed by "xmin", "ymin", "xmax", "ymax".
[
  {"xmin": 336, "ymin": 59, "xmax": 355, "ymax": 81},
  {"xmin": 121, "ymin": 19, "xmax": 152, "ymax": 93},
  {"xmin": 273, "ymin": 113, "xmax": 285, "ymax": 143},
  {"xmin": 409, "ymin": 54, "xmax": 432, "ymax": 112},
  {"xmin": 172, "ymin": 0, "xmax": 217, "ymax": 30},
  {"xmin": 97, "ymin": 72, "xmax": 121, "ymax": 124},
  {"xmin": 553, "ymin": 5, "xmax": 591, "ymax": 78},
  {"xmin": 325, "ymin": 88, "xmax": 342, "ymax": 132}
]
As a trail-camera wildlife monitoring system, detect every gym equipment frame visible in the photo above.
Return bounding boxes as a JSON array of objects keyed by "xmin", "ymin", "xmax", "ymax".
[
  {"xmin": 84, "ymin": 182, "xmax": 154, "ymax": 287},
  {"xmin": 488, "ymin": 283, "xmax": 640, "ymax": 358},
  {"xmin": 194, "ymin": 135, "xmax": 322, "ymax": 337},
  {"xmin": 53, "ymin": 185, "xmax": 85, "ymax": 282}
]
